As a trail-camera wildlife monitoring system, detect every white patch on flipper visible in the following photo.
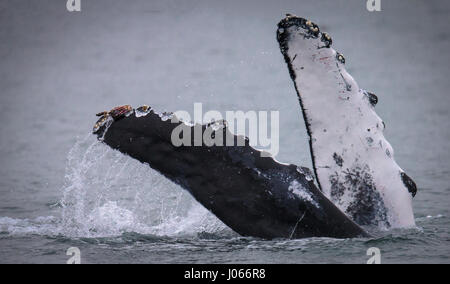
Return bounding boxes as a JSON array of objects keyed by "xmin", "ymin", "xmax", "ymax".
[
  {"xmin": 288, "ymin": 180, "xmax": 319, "ymax": 208},
  {"xmin": 278, "ymin": 17, "xmax": 415, "ymax": 228}
]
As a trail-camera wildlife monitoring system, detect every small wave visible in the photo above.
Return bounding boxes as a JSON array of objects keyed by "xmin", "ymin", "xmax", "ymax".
[
  {"xmin": 0, "ymin": 216, "xmax": 60, "ymax": 236},
  {"xmin": 416, "ymin": 214, "xmax": 445, "ymax": 222}
]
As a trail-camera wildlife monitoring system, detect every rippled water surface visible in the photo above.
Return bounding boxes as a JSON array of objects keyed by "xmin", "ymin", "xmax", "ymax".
[{"xmin": 0, "ymin": 0, "xmax": 449, "ymax": 263}]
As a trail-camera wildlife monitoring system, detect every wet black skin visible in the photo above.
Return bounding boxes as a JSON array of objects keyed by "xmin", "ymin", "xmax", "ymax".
[{"xmin": 93, "ymin": 109, "xmax": 369, "ymax": 239}]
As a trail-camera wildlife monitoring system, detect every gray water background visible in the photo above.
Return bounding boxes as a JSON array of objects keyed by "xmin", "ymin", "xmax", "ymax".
[{"xmin": 0, "ymin": 0, "xmax": 449, "ymax": 263}]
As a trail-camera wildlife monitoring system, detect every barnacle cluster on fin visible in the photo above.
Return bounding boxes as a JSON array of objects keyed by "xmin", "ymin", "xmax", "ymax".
[
  {"xmin": 93, "ymin": 115, "xmax": 111, "ymax": 134},
  {"xmin": 135, "ymin": 105, "xmax": 152, "ymax": 117},
  {"xmin": 278, "ymin": 14, "xmax": 321, "ymax": 39},
  {"xmin": 336, "ymin": 52, "xmax": 346, "ymax": 64},
  {"xmin": 278, "ymin": 14, "xmax": 351, "ymax": 76},
  {"xmin": 93, "ymin": 105, "xmax": 133, "ymax": 133},
  {"xmin": 136, "ymin": 105, "xmax": 151, "ymax": 113},
  {"xmin": 277, "ymin": 14, "xmax": 336, "ymax": 81},
  {"xmin": 363, "ymin": 91, "xmax": 379, "ymax": 106},
  {"xmin": 278, "ymin": 14, "xmax": 331, "ymax": 47},
  {"xmin": 321, "ymin": 32, "xmax": 332, "ymax": 48}
]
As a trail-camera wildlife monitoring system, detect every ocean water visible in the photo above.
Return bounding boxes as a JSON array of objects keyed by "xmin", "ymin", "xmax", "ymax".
[{"xmin": 0, "ymin": 0, "xmax": 449, "ymax": 264}]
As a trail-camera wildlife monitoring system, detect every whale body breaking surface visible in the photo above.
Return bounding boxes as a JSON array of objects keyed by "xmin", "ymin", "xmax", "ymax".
[{"xmin": 91, "ymin": 15, "xmax": 417, "ymax": 239}]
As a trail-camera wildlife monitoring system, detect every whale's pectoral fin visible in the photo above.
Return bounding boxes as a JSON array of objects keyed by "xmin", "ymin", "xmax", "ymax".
[
  {"xmin": 92, "ymin": 106, "xmax": 369, "ymax": 239},
  {"xmin": 277, "ymin": 15, "xmax": 416, "ymax": 228}
]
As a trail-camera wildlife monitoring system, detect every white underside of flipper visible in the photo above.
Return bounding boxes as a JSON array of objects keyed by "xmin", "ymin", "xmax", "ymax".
[{"xmin": 277, "ymin": 16, "xmax": 415, "ymax": 228}]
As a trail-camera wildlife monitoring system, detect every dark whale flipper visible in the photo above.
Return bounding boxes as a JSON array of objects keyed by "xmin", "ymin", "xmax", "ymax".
[
  {"xmin": 92, "ymin": 106, "xmax": 369, "ymax": 239},
  {"xmin": 277, "ymin": 15, "xmax": 416, "ymax": 228}
]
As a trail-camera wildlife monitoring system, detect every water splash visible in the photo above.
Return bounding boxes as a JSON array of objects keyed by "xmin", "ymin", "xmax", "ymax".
[
  {"xmin": 0, "ymin": 134, "xmax": 231, "ymax": 239},
  {"xmin": 56, "ymin": 134, "xmax": 229, "ymax": 238}
]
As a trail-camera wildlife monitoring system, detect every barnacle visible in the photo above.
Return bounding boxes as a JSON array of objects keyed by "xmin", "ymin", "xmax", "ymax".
[
  {"xmin": 321, "ymin": 32, "xmax": 332, "ymax": 48},
  {"xmin": 336, "ymin": 53, "xmax": 346, "ymax": 64}
]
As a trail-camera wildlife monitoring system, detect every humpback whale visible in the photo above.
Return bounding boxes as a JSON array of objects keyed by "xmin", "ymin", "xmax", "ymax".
[{"xmin": 91, "ymin": 15, "xmax": 416, "ymax": 239}]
